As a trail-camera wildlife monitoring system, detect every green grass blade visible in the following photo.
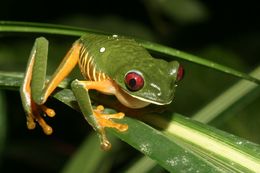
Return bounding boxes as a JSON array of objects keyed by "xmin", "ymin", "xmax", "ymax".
[
  {"xmin": 0, "ymin": 71, "xmax": 70, "ymax": 90},
  {"xmin": 125, "ymin": 156, "xmax": 156, "ymax": 173},
  {"xmin": 0, "ymin": 21, "xmax": 259, "ymax": 84},
  {"xmin": 192, "ymin": 66, "xmax": 260, "ymax": 123},
  {"xmin": 0, "ymin": 71, "xmax": 24, "ymax": 90},
  {"xmin": 109, "ymin": 116, "xmax": 225, "ymax": 172},
  {"xmin": 1, "ymin": 71, "xmax": 260, "ymax": 172},
  {"xmin": 142, "ymin": 113, "xmax": 260, "ymax": 173},
  {"xmin": 0, "ymin": 21, "xmax": 86, "ymax": 36}
]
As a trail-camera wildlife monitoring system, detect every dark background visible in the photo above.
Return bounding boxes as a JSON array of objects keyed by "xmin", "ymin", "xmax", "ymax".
[
  {"xmin": 0, "ymin": 0, "xmax": 260, "ymax": 172},
  {"xmin": 1, "ymin": 1, "xmax": 260, "ymax": 61}
]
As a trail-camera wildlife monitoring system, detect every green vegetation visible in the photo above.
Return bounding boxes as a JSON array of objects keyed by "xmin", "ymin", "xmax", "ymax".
[{"xmin": 0, "ymin": 1, "xmax": 260, "ymax": 172}]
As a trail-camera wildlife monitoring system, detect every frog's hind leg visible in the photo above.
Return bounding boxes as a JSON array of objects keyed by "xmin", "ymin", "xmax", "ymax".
[
  {"xmin": 71, "ymin": 79, "xmax": 128, "ymax": 150},
  {"xmin": 20, "ymin": 37, "xmax": 81, "ymax": 134}
]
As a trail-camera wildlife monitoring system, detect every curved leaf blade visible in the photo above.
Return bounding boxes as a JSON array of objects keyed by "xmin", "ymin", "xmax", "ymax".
[
  {"xmin": 142, "ymin": 113, "xmax": 260, "ymax": 173},
  {"xmin": 1, "ymin": 72, "xmax": 260, "ymax": 172},
  {"xmin": 109, "ymin": 116, "xmax": 226, "ymax": 172},
  {"xmin": 192, "ymin": 66, "xmax": 260, "ymax": 123},
  {"xmin": 0, "ymin": 21, "xmax": 86, "ymax": 36}
]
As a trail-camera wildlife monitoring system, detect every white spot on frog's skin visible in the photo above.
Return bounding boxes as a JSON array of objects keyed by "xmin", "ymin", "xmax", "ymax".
[
  {"xmin": 100, "ymin": 47, "xmax": 106, "ymax": 53},
  {"xmin": 112, "ymin": 34, "xmax": 118, "ymax": 38},
  {"xmin": 150, "ymin": 83, "xmax": 162, "ymax": 96},
  {"xmin": 169, "ymin": 68, "xmax": 177, "ymax": 76}
]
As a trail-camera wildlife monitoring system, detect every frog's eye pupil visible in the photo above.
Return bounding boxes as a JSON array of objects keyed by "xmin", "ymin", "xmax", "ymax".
[
  {"xmin": 124, "ymin": 72, "xmax": 144, "ymax": 91},
  {"xmin": 129, "ymin": 79, "xmax": 136, "ymax": 88},
  {"xmin": 177, "ymin": 65, "xmax": 184, "ymax": 81}
]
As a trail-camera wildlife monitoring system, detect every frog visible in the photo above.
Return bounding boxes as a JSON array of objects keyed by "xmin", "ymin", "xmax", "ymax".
[{"xmin": 20, "ymin": 33, "xmax": 184, "ymax": 150}]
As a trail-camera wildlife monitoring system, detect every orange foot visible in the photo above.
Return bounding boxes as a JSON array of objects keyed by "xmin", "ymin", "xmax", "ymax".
[
  {"xmin": 93, "ymin": 105, "xmax": 128, "ymax": 150},
  {"xmin": 26, "ymin": 101, "xmax": 55, "ymax": 135}
]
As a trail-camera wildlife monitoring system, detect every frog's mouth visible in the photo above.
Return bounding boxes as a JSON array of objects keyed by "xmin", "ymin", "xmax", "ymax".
[
  {"xmin": 132, "ymin": 95, "xmax": 173, "ymax": 106},
  {"xmin": 115, "ymin": 87, "xmax": 172, "ymax": 109}
]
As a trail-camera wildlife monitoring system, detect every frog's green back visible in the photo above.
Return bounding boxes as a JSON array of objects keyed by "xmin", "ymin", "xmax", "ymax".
[
  {"xmin": 78, "ymin": 33, "xmax": 152, "ymax": 77},
  {"xmin": 78, "ymin": 33, "xmax": 180, "ymax": 105}
]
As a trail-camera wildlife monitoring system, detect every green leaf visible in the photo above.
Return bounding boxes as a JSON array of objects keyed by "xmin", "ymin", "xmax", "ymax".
[
  {"xmin": 109, "ymin": 116, "xmax": 224, "ymax": 172},
  {"xmin": 1, "ymin": 72, "xmax": 260, "ymax": 172},
  {"xmin": 124, "ymin": 156, "xmax": 157, "ymax": 173},
  {"xmin": 0, "ymin": 21, "xmax": 86, "ymax": 36},
  {"xmin": 192, "ymin": 66, "xmax": 260, "ymax": 123},
  {"xmin": 141, "ymin": 113, "xmax": 260, "ymax": 172}
]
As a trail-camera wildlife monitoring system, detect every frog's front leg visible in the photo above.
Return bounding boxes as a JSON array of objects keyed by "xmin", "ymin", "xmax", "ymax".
[
  {"xmin": 71, "ymin": 79, "xmax": 128, "ymax": 150},
  {"xmin": 20, "ymin": 37, "xmax": 80, "ymax": 134}
]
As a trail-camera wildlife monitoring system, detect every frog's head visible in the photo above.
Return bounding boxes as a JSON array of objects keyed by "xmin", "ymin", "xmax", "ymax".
[{"xmin": 114, "ymin": 58, "xmax": 184, "ymax": 108}]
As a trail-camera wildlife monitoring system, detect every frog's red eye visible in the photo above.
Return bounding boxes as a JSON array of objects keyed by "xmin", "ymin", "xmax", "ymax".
[
  {"xmin": 177, "ymin": 65, "xmax": 184, "ymax": 81},
  {"xmin": 124, "ymin": 71, "xmax": 144, "ymax": 91}
]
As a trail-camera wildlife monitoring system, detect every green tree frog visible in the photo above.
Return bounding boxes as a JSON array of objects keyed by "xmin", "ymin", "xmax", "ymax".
[{"xmin": 20, "ymin": 33, "xmax": 184, "ymax": 150}]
